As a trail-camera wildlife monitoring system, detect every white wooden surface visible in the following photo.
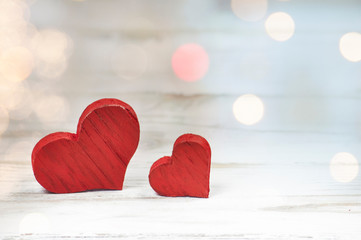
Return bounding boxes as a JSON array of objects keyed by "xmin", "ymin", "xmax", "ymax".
[
  {"xmin": 1, "ymin": 94, "xmax": 361, "ymax": 239},
  {"xmin": 1, "ymin": 0, "xmax": 361, "ymax": 239}
]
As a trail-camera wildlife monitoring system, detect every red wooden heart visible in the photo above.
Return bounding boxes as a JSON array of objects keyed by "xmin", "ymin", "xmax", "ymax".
[
  {"xmin": 148, "ymin": 134, "xmax": 211, "ymax": 198},
  {"xmin": 31, "ymin": 98, "xmax": 140, "ymax": 193}
]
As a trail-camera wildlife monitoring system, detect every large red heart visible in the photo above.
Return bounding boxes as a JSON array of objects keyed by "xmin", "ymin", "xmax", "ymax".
[
  {"xmin": 32, "ymin": 98, "xmax": 140, "ymax": 193},
  {"xmin": 148, "ymin": 134, "xmax": 211, "ymax": 198}
]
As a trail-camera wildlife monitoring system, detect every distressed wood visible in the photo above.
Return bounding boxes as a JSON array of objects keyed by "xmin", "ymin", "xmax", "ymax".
[
  {"xmin": 149, "ymin": 134, "xmax": 211, "ymax": 198},
  {"xmin": 1, "ymin": 100, "xmax": 361, "ymax": 239},
  {"xmin": 31, "ymin": 98, "xmax": 140, "ymax": 193},
  {"xmin": 1, "ymin": 0, "xmax": 361, "ymax": 237}
]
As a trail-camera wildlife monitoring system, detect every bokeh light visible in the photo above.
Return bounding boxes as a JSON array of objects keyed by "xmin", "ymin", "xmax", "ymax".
[
  {"xmin": 0, "ymin": 105, "xmax": 9, "ymax": 136},
  {"xmin": 330, "ymin": 152, "xmax": 359, "ymax": 183},
  {"xmin": 32, "ymin": 29, "xmax": 71, "ymax": 62},
  {"xmin": 6, "ymin": 85, "xmax": 33, "ymax": 120},
  {"xmin": 0, "ymin": 23, "xmax": 33, "ymax": 52},
  {"xmin": 19, "ymin": 213, "xmax": 51, "ymax": 234},
  {"xmin": 34, "ymin": 95, "xmax": 69, "ymax": 124},
  {"xmin": 0, "ymin": 80, "xmax": 19, "ymax": 110},
  {"xmin": 233, "ymin": 94, "xmax": 264, "ymax": 125},
  {"xmin": 0, "ymin": 0, "xmax": 29, "ymax": 22},
  {"xmin": 36, "ymin": 55, "xmax": 68, "ymax": 79},
  {"xmin": 0, "ymin": 1, "xmax": 30, "ymax": 35},
  {"xmin": 0, "ymin": 46, "xmax": 33, "ymax": 83},
  {"xmin": 111, "ymin": 44, "xmax": 148, "ymax": 80},
  {"xmin": 32, "ymin": 29, "xmax": 73, "ymax": 79},
  {"xmin": 231, "ymin": 0, "xmax": 268, "ymax": 22},
  {"xmin": 0, "ymin": 0, "xmax": 34, "ymax": 55},
  {"xmin": 339, "ymin": 32, "xmax": 361, "ymax": 62},
  {"xmin": 0, "ymin": 82, "xmax": 32, "ymax": 113},
  {"xmin": 172, "ymin": 43, "xmax": 209, "ymax": 82},
  {"xmin": 265, "ymin": 12, "xmax": 295, "ymax": 42}
]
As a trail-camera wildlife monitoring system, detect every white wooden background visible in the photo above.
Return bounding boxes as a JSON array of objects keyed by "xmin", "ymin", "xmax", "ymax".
[{"xmin": 1, "ymin": 0, "xmax": 361, "ymax": 239}]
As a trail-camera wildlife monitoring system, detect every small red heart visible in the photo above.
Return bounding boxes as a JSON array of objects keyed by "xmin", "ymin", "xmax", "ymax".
[
  {"xmin": 32, "ymin": 98, "xmax": 140, "ymax": 193},
  {"xmin": 148, "ymin": 134, "xmax": 211, "ymax": 198}
]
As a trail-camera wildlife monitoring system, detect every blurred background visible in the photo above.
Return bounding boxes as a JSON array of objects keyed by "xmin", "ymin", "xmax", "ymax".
[{"xmin": 1, "ymin": 0, "xmax": 361, "ymax": 236}]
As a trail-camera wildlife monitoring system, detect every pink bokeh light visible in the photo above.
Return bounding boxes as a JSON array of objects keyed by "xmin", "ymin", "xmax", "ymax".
[{"xmin": 171, "ymin": 43, "xmax": 209, "ymax": 82}]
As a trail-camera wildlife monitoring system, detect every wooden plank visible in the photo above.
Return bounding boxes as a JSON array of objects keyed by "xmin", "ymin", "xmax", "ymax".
[{"xmin": 1, "ymin": 160, "xmax": 361, "ymax": 238}]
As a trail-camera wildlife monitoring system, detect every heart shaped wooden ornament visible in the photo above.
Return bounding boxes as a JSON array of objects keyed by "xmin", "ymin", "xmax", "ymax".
[
  {"xmin": 32, "ymin": 98, "xmax": 140, "ymax": 193},
  {"xmin": 148, "ymin": 134, "xmax": 211, "ymax": 198}
]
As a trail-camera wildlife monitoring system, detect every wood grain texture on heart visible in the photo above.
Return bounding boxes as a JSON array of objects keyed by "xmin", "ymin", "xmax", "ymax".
[
  {"xmin": 149, "ymin": 134, "xmax": 211, "ymax": 198},
  {"xmin": 31, "ymin": 98, "xmax": 140, "ymax": 193}
]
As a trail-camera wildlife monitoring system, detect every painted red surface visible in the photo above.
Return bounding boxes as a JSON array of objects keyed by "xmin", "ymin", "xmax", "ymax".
[
  {"xmin": 31, "ymin": 98, "xmax": 140, "ymax": 193},
  {"xmin": 149, "ymin": 134, "xmax": 211, "ymax": 198}
]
